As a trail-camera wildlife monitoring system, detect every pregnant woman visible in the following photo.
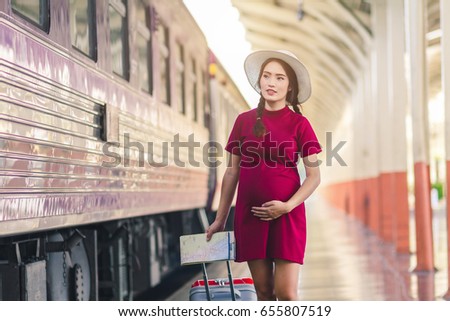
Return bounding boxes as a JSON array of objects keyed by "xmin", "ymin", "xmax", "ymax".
[{"xmin": 207, "ymin": 50, "xmax": 322, "ymax": 301}]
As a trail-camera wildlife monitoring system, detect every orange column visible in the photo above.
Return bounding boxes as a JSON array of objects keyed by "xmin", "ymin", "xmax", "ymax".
[
  {"xmin": 393, "ymin": 172, "xmax": 410, "ymax": 254},
  {"xmin": 367, "ymin": 178, "xmax": 381, "ymax": 235},
  {"xmin": 378, "ymin": 174, "xmax": 394, "ymax": 242},
  {"xmin": 387, "ymin": 0, "xmax": 410, "ymax": 254},
  {"xmin": 406, "ymin": 0, "xmax": 434, "ymax": 272},
  {"xmin": 363, "ymin": 59, "xmax": 381, "ymax": 234},
  {"xmin": 441, "ymin": 0, "xmax": 450, "ymax": 300},
  {"xmin": 413, "ymin": 163, "xmax": 434, "ymax": 271},
  {"xmin": 372, "ymin": 0, "xmax": 391, "ymax": 240},
  {"xmin": 352, "ymin": 70, "xmax": 372, "ymax": 227}
]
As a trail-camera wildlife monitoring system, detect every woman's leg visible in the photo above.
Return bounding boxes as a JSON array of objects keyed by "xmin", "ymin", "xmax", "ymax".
[
  {"xmin": 247, "ymin": 259, "xmax": 276, "ymax": 301},
  {"xmin": 274, "ymin": 259, "xmax": 300, "ymax": 300}
]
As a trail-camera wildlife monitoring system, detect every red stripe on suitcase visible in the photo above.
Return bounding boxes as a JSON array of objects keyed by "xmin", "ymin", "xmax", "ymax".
[{"xmin": 191, "ymin": 277, "xmax": 254, "ymax": 288}]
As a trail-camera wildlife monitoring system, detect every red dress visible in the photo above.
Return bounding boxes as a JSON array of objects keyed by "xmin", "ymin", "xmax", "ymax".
[{"xmin": 225, "ymin": 106, "xmax": 322, "ymax": 264}]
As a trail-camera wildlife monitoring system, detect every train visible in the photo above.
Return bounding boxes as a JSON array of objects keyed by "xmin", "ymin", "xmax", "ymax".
[{"xmin": 0, "ymin": 0, "xmax": 248, "ymax": 300}]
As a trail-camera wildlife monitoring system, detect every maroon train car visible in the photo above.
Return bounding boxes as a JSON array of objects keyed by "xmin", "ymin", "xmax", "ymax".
[{"xmin": 0, "ymin": 0, "xmax": 247, "ymax": 300}]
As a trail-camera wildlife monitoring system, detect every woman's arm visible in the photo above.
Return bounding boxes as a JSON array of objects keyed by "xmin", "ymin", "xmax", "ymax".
[
  {"xmin": 251, "ymin": 154, "xmax": 321, "ymax": 220},
  {"xmin": 286, "ymin": 153, "xmax": 321, "ymax": 210},
  {"xmin": 206, "ymin": 153, "xmax": 241, "ymax": 240}
]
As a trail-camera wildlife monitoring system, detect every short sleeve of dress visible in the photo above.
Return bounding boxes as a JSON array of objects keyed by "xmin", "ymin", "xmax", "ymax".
[
  {"xmin": 297, "ymin": 117, "xmax": 322, "ymax": 157},
  {"xmin": 224, "ymin": 114, "xmax": 243, "ymax": 156}
]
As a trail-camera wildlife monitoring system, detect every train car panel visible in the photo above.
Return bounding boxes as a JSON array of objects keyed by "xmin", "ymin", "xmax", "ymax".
[
  {"xmin": 0, "ymin": 0, "xmax": 249, "ymax": 300},
  {"xmin": 0, "ymin": 0, "xmax": 211, "ymax": 237}
]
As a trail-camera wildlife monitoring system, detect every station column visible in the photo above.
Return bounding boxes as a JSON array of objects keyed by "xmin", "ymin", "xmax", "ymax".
[
  {"xmin": 364, "ymin": 59, "xmax": 381, "ymax": 231},
  {"xmin": 386, "ymin": 0, "xmax": 410, "ymax": 254},
  {"xmin": 406, "ymin": 0, "xmax": 434, "ymax": 272},
  {"xmin": 372, "ymin": 0, "xmax": 391, "ymax": 240},
  {"xmin": 441, "ymin": 0, "xmax": 450, "ymax": 300}
]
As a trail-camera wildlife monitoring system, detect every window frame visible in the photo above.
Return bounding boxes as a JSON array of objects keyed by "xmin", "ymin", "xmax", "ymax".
[
  {"xmin": 108, "ymin": 0, "xmax": 130, "ymax": 80},
  {"xmin": 176, "ymin": 42, "xmax": 186, "ymax": 114},
  {"xmin": 69, "ymin": 0, "xmax": 98, "ymax": 61},
  {"xmin": 135, "ymin": 0, "xmax": 153, "ymax": 94},
  {"xmin": 201, "ymin": 69, "xmax": 209, "ymax": 127},
  {"xmin": 158, "ymin": 21, "xmax": 171, "ymax": 106},
  {"xmin": 190, "ymin": 58, "xmax": 198, "ymax": 122},
  {"xmin": 11, "ymin": 0, "xmax": 50, "ymax": 33}
]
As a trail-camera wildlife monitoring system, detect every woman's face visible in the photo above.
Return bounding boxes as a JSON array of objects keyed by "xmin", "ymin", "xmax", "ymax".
[{"xmin": 259, "ymin": 60, "xmax": 290, "ymax": 105}]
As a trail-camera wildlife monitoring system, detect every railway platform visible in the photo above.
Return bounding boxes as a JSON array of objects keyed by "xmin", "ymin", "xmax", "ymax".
[{"xmin": 168, "ymin": 196, "xmax": 448, "ymax": 301}]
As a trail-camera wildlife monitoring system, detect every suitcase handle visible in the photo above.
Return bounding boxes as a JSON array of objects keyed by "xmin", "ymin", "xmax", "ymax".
[{"xmin": 202, "ymin": 261, "xmax": 236, "ymax": 301}]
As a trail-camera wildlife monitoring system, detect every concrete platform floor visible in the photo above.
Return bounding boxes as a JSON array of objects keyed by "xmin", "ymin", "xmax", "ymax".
[{"xmin": 168, "ymin": 197, "xmax": 449, "ymax": 301}]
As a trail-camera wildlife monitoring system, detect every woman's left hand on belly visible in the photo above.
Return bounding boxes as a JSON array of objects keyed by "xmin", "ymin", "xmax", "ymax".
[{"xmin": 251, "ymin": 200, "xmax": 292, "ymax": 221}]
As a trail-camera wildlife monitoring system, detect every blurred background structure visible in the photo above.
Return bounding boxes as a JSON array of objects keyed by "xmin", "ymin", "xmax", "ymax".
[{"xmin": 188, "ymin": 0, "xmax": 449, "ymax": 301}]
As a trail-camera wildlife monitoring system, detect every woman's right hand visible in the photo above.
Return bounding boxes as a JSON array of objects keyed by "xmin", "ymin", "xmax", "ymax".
[{"xmin": 206, "ymin": 220, "xmax": 226, "ymax": 241}]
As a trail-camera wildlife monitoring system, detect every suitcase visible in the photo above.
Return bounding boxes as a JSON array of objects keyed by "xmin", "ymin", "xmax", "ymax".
[{"xmin": 188, "ymin": 261, "xmax": 257, "ymax": 301}]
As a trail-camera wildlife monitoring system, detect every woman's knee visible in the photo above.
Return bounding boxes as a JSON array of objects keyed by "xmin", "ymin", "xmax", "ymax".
[
  {"xmin": 247, "ymin": 259, "xmax": 276, "ymax": 300},
  {"xmin": 255, "ymin": 286, "xmax": 276, "ymax": 301},
  {"xmin": 273, "ymin": 259, "xmax": 300, "ymax": 300},
  {"xmin": 275, "ymin": 288, "xmax": 298, "ymax": 301}
]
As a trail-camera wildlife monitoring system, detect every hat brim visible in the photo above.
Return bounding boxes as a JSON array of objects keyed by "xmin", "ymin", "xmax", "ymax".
[{"xmin": 244, "ymin": 50, "xmax": 311, "ymax": 104}]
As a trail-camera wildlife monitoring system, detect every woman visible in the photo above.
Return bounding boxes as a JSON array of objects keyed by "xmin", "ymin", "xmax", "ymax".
[{"xmin": 206, "ymin": 50, "xmax": 322, "ymax": 301}]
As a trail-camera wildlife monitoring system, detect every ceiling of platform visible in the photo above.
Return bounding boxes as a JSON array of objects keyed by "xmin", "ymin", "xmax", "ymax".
[{"xmin": 230, "ymin": 0, "xmax": 443, "ymax": 140}]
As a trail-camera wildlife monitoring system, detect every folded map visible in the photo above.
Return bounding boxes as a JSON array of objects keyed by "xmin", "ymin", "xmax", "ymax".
[{"xmin": 180, "ymin": 231, "xmax": 235, "ymax": 265}]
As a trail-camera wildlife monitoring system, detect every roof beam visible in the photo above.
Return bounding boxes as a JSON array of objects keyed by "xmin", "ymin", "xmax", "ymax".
[
  {"xmin": 304, "ymin": 2, "xmax": 367, "ymax": 65},
  {"xmin": 240, "ymin": 15, "xmax": 354, "ymax": 92},
  {"xmin": 275, "ymin": 0, "xmax": 366, "ymax": 66},
  {"xmin": 248, "ymin": 33, "xmax": 352, "ymax": 100},
  {"xmin": 232, "ymin": 1, "xmax": 358, "ymax": 82},
  {"xmin": 321, "ymin": 0, "xmax": 372, "ymax": 46}
]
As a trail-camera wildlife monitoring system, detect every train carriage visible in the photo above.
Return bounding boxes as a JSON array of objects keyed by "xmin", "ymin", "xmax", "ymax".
[
  {"xmin": 207, "ymin": 54, "xmax": 248, "ymax": 222},
  {"xmin": 0, "ymin": 0, "xmax": 248, "ymax": 300}
]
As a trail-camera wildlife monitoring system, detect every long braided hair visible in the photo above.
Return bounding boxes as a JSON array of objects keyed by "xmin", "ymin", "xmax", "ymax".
[{"xmin": 253, "ymin": 58, "xmax": 303, "ymax": 137}]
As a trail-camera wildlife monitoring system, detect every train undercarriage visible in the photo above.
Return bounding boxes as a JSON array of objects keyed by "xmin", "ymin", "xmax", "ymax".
[{"xmin": 0, "ymin": 210, "xmax": 205, "ymax": 301}]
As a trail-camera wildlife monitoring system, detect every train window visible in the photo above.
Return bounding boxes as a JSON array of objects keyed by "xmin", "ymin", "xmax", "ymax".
[
  {"xmin": 158, "ymin": 22, "xmax": 170, "ymax": 105},
  {"xmin": 136, "ymin": 0, "xmax": 152, "ymax": 93},
  {"xmin": 202, "ymin": 70, "xmax": 209, "ymax": 127},
  {"xmin": 190, "ymin": 59, "xmax": 198, "ymax": 121},
  {"xmin": 11, "ymin": 0, "xmax": 49, "ymax": 32},
  {"xmin": 69, "ymin": 0, "xmax": 97, "ymax": 59},
  {"xmin": 109, "ymin": 0, "xmax": 129, "ymax": 79},
  {"xmin": 176, "ymin": 43, "xmax": 186, "ymax": 114}
]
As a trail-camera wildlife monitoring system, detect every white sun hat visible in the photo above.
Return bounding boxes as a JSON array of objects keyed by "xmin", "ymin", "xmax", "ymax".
[{"xmin": 244, "ymin": 50, "xmax": 311, "ymax": 103}]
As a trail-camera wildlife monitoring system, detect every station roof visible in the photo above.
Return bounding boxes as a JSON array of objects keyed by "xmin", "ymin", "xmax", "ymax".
[{"xmin": 231, "ymin": 0, "xmax": 442, "ymax": 140}]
